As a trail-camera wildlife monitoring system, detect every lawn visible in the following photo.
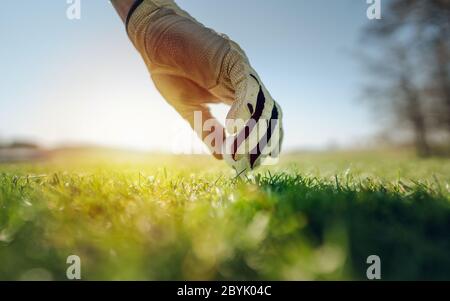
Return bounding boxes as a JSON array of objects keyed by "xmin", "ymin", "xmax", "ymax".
[{"xmin": 0, "ymin": 149, "xmax": 449, "ymax": 280}]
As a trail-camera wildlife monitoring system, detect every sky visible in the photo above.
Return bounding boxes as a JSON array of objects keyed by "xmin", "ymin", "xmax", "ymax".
[{"xmin": 0, "ymin": 0, "xmax": 380, "ymax": 153}]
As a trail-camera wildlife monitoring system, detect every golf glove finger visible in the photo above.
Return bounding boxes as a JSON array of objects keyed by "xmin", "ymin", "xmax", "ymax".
[{"xmin": 220, "ymin": 44, "xmax": 284, "ymax": 173}]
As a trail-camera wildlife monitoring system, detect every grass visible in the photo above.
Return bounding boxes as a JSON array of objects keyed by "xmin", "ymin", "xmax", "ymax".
[{"xmin": 0, "ymin": 149, "xmax": 449, "ymax": 280}]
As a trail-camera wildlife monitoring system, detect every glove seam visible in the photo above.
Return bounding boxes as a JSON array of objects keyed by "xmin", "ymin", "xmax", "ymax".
[{"xmin": 207, "ymin": 41, "xmax": 232, "ymax": 92}]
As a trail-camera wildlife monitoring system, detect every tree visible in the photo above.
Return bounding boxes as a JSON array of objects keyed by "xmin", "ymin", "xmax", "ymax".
[{"xmin": 362, "ymin": 0, "xmax": 450, "ymax": 156}]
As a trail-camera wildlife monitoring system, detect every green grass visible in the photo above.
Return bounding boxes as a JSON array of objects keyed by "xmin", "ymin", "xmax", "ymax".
[{"xmin": 0, "ymin": 150, "xmax": 449, "ymax": 280}]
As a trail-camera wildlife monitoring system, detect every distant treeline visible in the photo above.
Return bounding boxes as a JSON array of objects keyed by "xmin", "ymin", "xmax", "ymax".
[{"xmin": 0, "ymin": 141, "xmax": 40, "ymax": 149}]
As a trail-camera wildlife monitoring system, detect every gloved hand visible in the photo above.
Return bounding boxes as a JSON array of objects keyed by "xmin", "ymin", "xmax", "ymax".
[{"xmin": 123, "ymin": 0, "xmax": 284, "ymax": 173}]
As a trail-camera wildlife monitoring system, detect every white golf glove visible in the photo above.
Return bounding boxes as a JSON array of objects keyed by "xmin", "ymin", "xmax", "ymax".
[{"xmin": 126, "ymin": 0, "xmax": 283, "ymax": 172}]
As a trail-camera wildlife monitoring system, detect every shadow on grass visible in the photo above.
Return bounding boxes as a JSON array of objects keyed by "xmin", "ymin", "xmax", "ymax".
[{"xmin": 254, "ymin": 173, "xmax": 450, "ymax": 280}]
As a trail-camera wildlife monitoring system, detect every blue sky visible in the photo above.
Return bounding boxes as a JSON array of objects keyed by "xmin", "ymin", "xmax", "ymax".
[{"xmin": 0, "ymin": 0, "xmax": 379, "ymax": 152}]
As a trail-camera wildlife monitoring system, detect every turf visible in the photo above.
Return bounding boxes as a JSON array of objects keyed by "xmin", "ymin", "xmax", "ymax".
[{"xmin": 0, "ymin": 150, "xmax": 449, "ymax": 280}]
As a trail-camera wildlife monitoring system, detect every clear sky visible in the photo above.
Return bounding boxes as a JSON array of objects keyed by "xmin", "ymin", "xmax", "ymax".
[{"xmin": 0, "ymin": 0, "xmax": 379, "ymax": 152}]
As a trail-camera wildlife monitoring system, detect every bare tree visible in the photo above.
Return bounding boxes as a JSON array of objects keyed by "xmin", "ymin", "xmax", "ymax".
[
  {"xmin": 362, "ymin": 0, "xmax": 450, "ymax": 156},
  {"xmin": 428, "ymin": 36, "xmax": 450, "ymax": 134}
]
